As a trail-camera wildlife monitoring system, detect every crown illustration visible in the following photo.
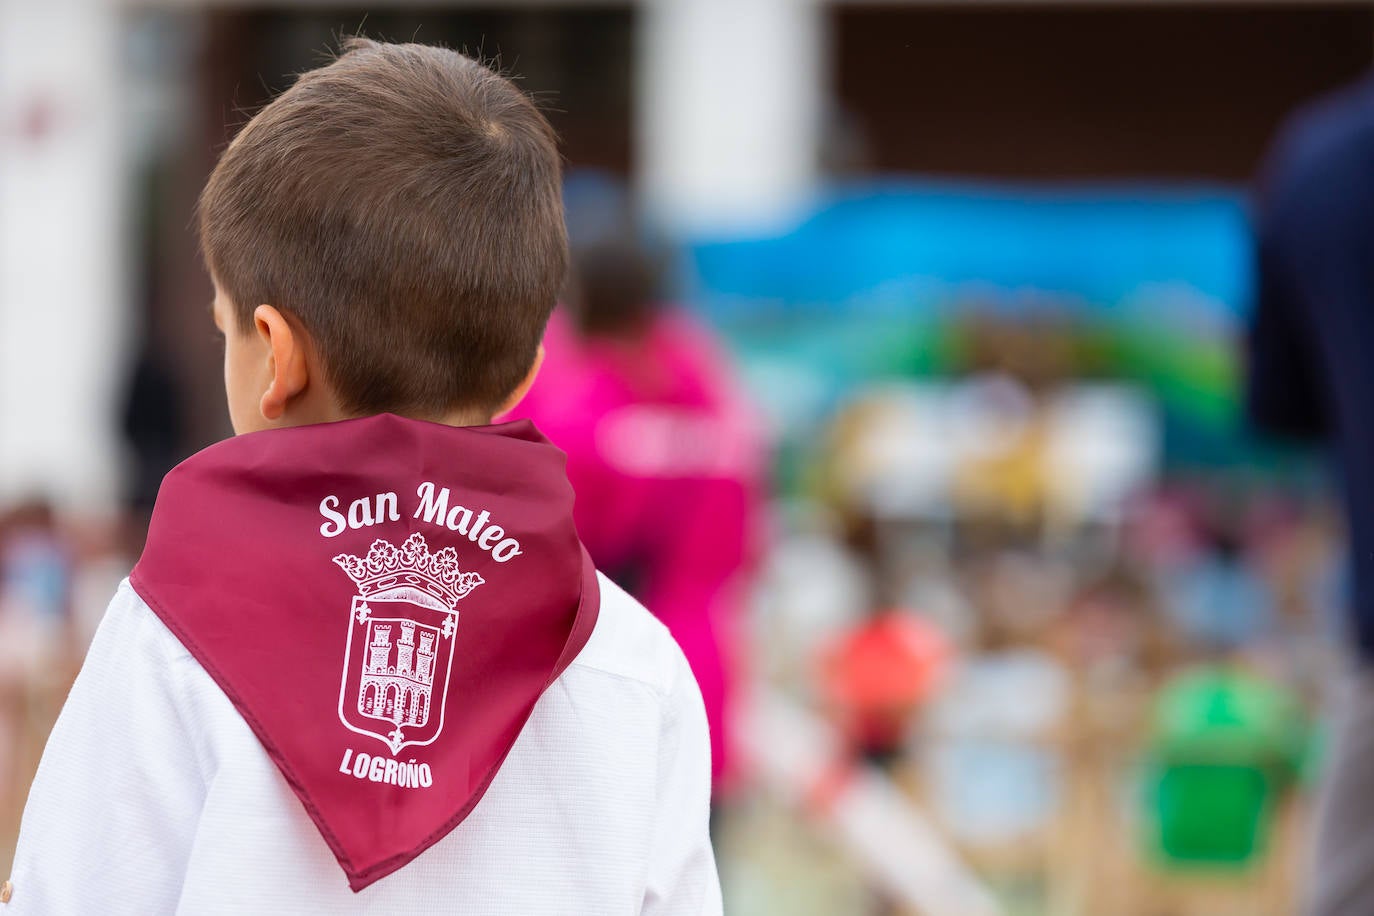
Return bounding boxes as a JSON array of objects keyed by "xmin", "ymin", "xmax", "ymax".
[{"xmin": 333, "ymin": 533, "xmax": 484, "ymax": 611}]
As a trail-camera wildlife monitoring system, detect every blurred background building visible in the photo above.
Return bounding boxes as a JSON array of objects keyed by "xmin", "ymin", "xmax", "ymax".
[{"xmin": 2, "ymin": 1, "xmax": 1371, "ymax": 913}]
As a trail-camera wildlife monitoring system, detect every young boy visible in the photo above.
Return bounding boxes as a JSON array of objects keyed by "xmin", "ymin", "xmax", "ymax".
[{"xmin": 6, "ymin": 39, "xmax": 720, "ymax": 915}]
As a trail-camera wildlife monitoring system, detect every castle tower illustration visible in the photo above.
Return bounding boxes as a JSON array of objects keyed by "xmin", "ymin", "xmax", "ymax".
[
  {"xmin": 334, "ymin": 532, "xmax": 486, "ymax": 752},
  {"xmin": 416, "ymin": 632, "xmax": 435, "ymax": 684},
  {"xmin": 396, "ymin": 621, "xmax": 416, "ymax": 677},
  {"xmin": 368, "ymin": 625, "xmax": 392, "ymax": 674},
  {"xmin": 358, "ymin": 617, "xmax": 438, "ymax": 725}
]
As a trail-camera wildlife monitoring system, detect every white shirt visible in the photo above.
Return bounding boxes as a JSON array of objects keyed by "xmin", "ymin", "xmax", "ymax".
[{"xmin": 7, "ymin": 575, "xmax": 721, "ymax": 915}]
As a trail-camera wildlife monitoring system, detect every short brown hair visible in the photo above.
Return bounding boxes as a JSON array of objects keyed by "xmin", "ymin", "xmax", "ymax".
[{"xmin": 199, "ymin": 38, "xmax": 567, "ymax": 416}]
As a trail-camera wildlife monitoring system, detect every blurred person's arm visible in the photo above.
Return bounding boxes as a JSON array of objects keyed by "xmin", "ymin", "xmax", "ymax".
[
  {"xmin": 6, "ymin": 581, "xmax": 205, "ymax": 914},
  {"xmin": 640, "ymin": 644, "xmax": 723, "ymax": 916}
]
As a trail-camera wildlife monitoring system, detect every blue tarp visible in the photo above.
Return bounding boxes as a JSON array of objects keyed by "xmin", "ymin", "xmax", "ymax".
[{"xmin": 686, "ymin": 180, "xmax": 1253, "ymax": 323}]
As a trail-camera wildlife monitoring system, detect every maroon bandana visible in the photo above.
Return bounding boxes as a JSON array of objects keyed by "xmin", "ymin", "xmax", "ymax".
[{"xmin": 130, "ymin": 414, "xmax": 599, "ymax": 891}]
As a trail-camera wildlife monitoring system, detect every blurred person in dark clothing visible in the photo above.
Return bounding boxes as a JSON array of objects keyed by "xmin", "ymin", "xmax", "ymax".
[
  {"xmin": 120, "ymin": 348, "xmax": 186, "ymax": 518},
  {"xmin": 1250, "ymin": 74, "xmax": 1374, "ymax": 916}
]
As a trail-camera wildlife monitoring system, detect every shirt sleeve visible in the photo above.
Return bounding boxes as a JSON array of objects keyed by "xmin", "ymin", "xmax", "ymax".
[
  {"xmin": 640, "ymin": 647, "xmax": 723, "ymax": 916},
  {"xmin": 6, "ymin": 581, "xmax": 208, "ymax": 915}
]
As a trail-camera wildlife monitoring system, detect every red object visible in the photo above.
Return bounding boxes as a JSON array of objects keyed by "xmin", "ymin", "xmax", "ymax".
[
  {"xmin": 131, "ymin": 415, "xmax": 599, "ymax": 891},
  {"xmin": 819, "ymin": 612, "xmax": 949, "ymax": 753}
]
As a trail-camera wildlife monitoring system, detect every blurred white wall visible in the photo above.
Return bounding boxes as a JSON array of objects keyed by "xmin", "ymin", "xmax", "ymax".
[
  {"xmin": 636, "ymin": 0, "xmax": 824, "ymax": 238},
  {"xmin": 0, "ymin": 0, "xmax": 126, "ymax": 509}
]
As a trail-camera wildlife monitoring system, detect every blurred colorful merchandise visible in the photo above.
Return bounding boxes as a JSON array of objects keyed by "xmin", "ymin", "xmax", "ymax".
[
  {"xmin": 1144, "ymin": 666, "xmax": 1308, "ymax": 867},
  {"xmin": 0, "ymin": 502, "xmax": 73, "ymax": 686},
  {"xmin": 0, "ymin": 501, "xmax": 79, "ymax": 851},
  {"xmin": 1164, "ymin": 546, "xmax": 1276, "ymax": 654},
  {"xmin": 513, "ymin": 281, "xmax": 765, "ymax": 792},
  {"xmin": 922, "ymin": 650, "xmax": 1069, "ymax": 848},
  {"xmin": 817, "ymin": 610, "xmax": 950, "ymax": 762},
  {"xmin": 1052, "ymin": 569, "xmax": 1158, "ymax": 678},
  {"xmin": 818, "ymin": 380, "xmax": 1157, "ymax": 540}
]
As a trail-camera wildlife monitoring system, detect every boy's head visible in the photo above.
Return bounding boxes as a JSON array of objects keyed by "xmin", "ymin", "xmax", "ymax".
[{"xmin": 200, "ymin": 38, "xmax": 566, "ymax": 434}]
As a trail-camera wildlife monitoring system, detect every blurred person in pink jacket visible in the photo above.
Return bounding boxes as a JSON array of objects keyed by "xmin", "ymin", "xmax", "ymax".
[{"xmin": 513, "ymin": 239, "xmax": 765, "ymax": 793}]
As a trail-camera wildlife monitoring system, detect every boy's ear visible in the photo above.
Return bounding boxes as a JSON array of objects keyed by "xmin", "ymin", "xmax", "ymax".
[
  {"xmin": 254, "ymin": 305, "xmax": 310, "ymax": 422},
  {"xmin": 495, "ymin": 345, "xmax": 545, "ymax": 418}
]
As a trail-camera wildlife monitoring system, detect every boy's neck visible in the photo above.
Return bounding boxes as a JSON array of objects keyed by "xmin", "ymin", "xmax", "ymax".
[
  {"xmin": 342, "ymin": 407, "xmax": 496, "ymax": 428},
  {"xmin": 276, "ymin": 401, "xmax": 494, "ymax": 432},
  {"xmin": 430, "ymin": 406, "xmax": 497, "ymax": 427}
]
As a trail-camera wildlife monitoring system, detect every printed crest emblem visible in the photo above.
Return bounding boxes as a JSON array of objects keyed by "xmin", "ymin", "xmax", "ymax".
[{"xmin": 333, "ymin": 533, "xmax": 484, "ymax": 755}]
